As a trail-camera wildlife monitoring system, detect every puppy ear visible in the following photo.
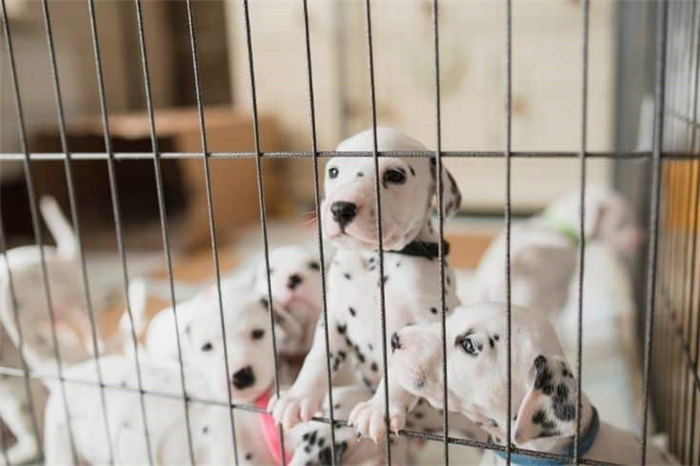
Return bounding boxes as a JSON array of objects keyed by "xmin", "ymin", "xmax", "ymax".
[
  {"xmin": 430, "ymin": 159, "xmax": 462, "ymax": 218},
  {"xmin": 513, "ymin": 355, "xmax": 579, "ymax": 445}
]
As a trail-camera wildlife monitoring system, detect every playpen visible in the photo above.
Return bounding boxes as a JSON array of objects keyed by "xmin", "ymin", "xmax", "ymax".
[{"xmin": 0, "ymin": 0, "xmax": 699, "ymax": 464}]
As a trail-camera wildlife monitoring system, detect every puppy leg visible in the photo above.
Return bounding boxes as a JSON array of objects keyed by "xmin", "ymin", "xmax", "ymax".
[
  {"xmin": 43, "ymin": 397, "xmax": 75, "ymax": 466},
  {"xmin": 348, "ymin": 365, "xmax": 419, "ymax": 442},
  {"xmin": 269, "ymin": 317, "xmax": 348, "ymax": 430},
  {"xmin": 0, "ymin": 382, "xmax": 40, "ymax": 465}
]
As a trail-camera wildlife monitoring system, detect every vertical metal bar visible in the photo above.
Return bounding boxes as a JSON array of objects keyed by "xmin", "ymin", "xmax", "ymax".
[
  {"xmin": 0, "ymin": 206, "xmax": 42, "ymax": 463},
  {"xmin": 0, "ymin": 1, "xmax": 78, "ymax": 462},
  {"xmin": 431, "ymin": 0, "xmax": 449, "ymax": 463},
  {"xmin": 333, "ymin": 0, "xmax": 348, "ymax": 140},
  {"xmin": 573, "ymin": 0, "xmax": 589, "ymax": 463},
  {"xmin": 84, "ymin": 0, "xmax": 154, "ymax": 462},
  {"xmin": 131, "ymin": 0, "xmax": 197, "ymax": 462},
  {"xmin": 504, "ymin": 0, "xmax": 513, "ymax": 463},
  {"xmin": 38, "ymin": 1, "xmax": 116, "ymax": 463},
  {"xmin": 362, "ymin": 1, "xmax": 392, "ymax": 463},
  {"xmin": 684, "ymin": 4, "xmax": 700, "ymax": 462},
  {"xmin": 240, "ymin": 1, "xmax": 287, "ymax": 463},
  {"xmin": 677, "ymin": 2, "xmax": 699, "ymax": 459},
  {"xmin": 640, "ymin": 1, "xmax": 668, "ymax": 463},
  {"xmin": 664, "ymin": 2, "xmax": 682, "ymax": 447},
  {"xmin": 689, "ymin": 164, "xmax": 700, "ymax": 465},
  {"xmin": 183, "ymin": 1, "xmax": 240, "ymax": 462},
  {"xmin": 301, "ymin": 1, "xmax": 337, "ymax": 463}
]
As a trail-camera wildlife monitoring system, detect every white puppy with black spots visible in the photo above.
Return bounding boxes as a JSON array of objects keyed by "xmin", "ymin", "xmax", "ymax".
[
  {"xmin": 124, "ymin": 246, "xmax": 323, "ymax": 363},
  {"xmin": 268, "ymin": 128, "xmax": 485, "ymax": 443},
  {"xmin": 351, "ymin": 303, "xmax": 674, "ymax": 465},
  {"xmin": 253, "ymin": 246, "xmax": 324, "ymax": 357},
  {"xmin": 44, "ymin": 290, "xmax": 396, "ymax": 465},
  {"xmin": 0, "ymin": 197, "xmax": 115, "ymax": 465},
  {"xmin": 471, "ymin": 187, "xmax": 642, "ymax": 318}
]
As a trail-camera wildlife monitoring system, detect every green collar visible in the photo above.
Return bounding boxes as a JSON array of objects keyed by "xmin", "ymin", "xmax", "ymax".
[{"xmin": 542, "ymin": 210, "xmax": 580, "ymax": 245}]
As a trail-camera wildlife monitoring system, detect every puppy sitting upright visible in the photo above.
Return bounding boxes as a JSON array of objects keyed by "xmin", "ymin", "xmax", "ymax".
[
  {"xmin": 351, "ymin": 303, "xmax": 674, "ymax": 465},
  {"xmin": 269, "ymin": 127, "xmax": 479, "ymax": 438}
]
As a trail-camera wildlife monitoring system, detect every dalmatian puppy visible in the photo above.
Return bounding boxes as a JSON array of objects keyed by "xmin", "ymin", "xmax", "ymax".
[
  {"xmin": 253, "ymin": 246, "xmax": 324, "ymax": 357},
  {"xmin": 471, "ymin": 187, "xmax": 642, "ymax": 318},
  {"xmin": 268, "ymin": 128, "xmax": 486, "ymax": 443},
  {"xmin": 123, "ymin": 246, "xmax": 323, "ymax": 362},
  {"xmin": 350, "ymin": 303, "xmax": 674, "ymax": 465},
  {"xmin": 44, "ymin": 291, "xmax": 396, "ymax": 465},
  {"xmin": 0, "ymin": 197, "xmax": 108, "ymax": 465}
]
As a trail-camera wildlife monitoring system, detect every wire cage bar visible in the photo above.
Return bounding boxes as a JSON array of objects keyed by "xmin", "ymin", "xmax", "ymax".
[{"xmin": 0, "ymin": 0, "xmax": 698, "ymax": 465}]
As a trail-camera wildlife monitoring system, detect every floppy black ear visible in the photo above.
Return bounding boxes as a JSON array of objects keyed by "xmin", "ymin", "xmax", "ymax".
[
  {"xmin": 513, "ymin": 355, "xmax": 580, "ymax": 445},
  {"xmin": 430, "ymin": 159, "xmax": 462, "ymax": 218}
]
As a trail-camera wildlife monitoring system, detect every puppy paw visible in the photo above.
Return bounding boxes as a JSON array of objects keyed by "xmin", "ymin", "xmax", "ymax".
[
  {"xmin": 348, "ymin": 399, "xmax": 405, "ymax": 443},
  {"xmin": 268, "ymin": 390, "xmax": 324, "ymax": 430}
]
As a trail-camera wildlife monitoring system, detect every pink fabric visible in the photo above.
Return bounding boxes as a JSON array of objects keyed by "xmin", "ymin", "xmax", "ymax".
[{"xmin": 255, "ymin": 390, "xmax": 288, "ymax": 466}]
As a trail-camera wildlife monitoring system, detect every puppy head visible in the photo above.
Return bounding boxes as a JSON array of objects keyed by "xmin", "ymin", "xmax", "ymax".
[
  {"xmin": 391, "ymin": 303, "xmax": 587, "ymax": 446},
  {"xmin": 547, "ymin": 187, "xmax": 643, "ymax": 258},
  {"xmin": 185, "ymin": 291, "xmax": 284, "ymax": 403},
  {"xmin": 254, "ymin": 246, "xmax": 322, "ymax": 318},
  {"xmin": 321, "ymin": 127, "xmax": 461, "ymax": 251}
]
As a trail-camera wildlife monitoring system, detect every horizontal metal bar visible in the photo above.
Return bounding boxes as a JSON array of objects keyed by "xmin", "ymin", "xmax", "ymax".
[
  {"xmin": 0, "ymin": 365, "xmax": 621, "ymax": 466},
  {"xmin": 0, "ymin": 150, "xmax": 698, "ymax": 162}
]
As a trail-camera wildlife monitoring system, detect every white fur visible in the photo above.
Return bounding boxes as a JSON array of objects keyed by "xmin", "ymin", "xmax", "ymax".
[
  {"xmin": 350, "ymin": 303, "xmax": 674, "ymax": 465},
  {"xmin": 43, "ymin": 296, "xmax": 398, "ymax": 465},
  {"xmin": 0, "ymin": 197, "xmax": 103, "ymax": 465},
  {"xmin": 471, "ymin": 187, "xmax": 642, "ymax": 318},
  {"xmin": 268, "ymin": 128, "xmax": 485, "ymax": 443}
]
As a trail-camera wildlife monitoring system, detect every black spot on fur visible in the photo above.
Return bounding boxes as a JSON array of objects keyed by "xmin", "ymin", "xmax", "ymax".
[
  {"xmin": 493, "ymin": 334, "xmax": 500, "ymax": 341},
  {"xmin": 317, "ymin": 437, "xmax": 325, "ymax": 447},
  {"xmin": 532, "ymin": 409, "xmax": 556, "ymax": 430},
  {"xmin": 308, "ymin": 430, "xmax": 317, "ymax": 445},
  {"xmin": 409, "ymin": 166, "xmax": 416, "ymax": 176},
  {"xmin": 336, "ymin": 323, "xmax": 347, "ymax": 335},
  {"xmin": 489, "ymin": 337, "xmax": 495, "ymax": 348},
  {"xmin": 260, "ymin": 297, "xmax": 269, "ymax": 309},
  {"xmin": 357, "ymin": 171, "xmax": 364, "ymax": 178},
  {"xmin": 309, "ymin": 261, "xmax": 321, "ymax": 271},
  {"xmin": 430, "ymin": 307, "xmax": 438, "ymax": 314},
  {"xmin": 349, "ymin": 307, "xmax": 356, "ymax": 317},
  {"xmin": 534, "ymin": 355, "xmax": 554, "ymax": 395},
  {"xmin": 344, "ymin": 273, "xmax": 352, "ymax": 280},
  {"xmin": 202, "ymin": 426, "xmax": 209, "ymax": 434},
  {"xmin": 371, "ymin": 362, "xmax": 378, "ymax": 372},
  {"xmin": 382, "ymin": 275, "xmax": 389, "ymax": 285},
  {"xmin": 245, "ymin": 453, "xmax": 253, "ymax": 461},
  {"xmin": 318, "ymin": 440, "xmax": 347, "ymax": 466}
]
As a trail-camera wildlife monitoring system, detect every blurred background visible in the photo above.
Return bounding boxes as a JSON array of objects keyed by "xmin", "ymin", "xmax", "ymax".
[{"xmin": 0, "ymin": 0, "xmax": 698, "ymax": 462}]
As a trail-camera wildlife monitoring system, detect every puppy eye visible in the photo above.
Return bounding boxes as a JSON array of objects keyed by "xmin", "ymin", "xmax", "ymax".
[
  {"xmin": 201, "ymin": 342, "xmax": 213, "ymax": 352},
  {"xmin": 460, "ymin": 337, "xmax": 476, "ymax": 355},
  {"xmin": 308, "ymin": 261, "xmax": 320, "ymax": 271},
  {"xmin": 329, "ymin": 167, "xmax": 339, "ymax": 179},
  {"xmin": 383, "ymin": 168, "xmax": 406, "ymax": 185},
  {"xmin": 251, "ymin": 329, "xmax": 265, "ymax": 340}
]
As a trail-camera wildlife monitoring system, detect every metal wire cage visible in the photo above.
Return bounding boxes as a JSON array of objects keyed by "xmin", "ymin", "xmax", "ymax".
[{"xmin": 0, "ymin": 0, "xmax": 698, "ymax": 465}]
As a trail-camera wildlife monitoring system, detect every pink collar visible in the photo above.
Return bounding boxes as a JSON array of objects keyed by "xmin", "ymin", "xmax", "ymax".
[{"xmin": 255, "ymin": 390, "xmax": 288, "ymax": 466}]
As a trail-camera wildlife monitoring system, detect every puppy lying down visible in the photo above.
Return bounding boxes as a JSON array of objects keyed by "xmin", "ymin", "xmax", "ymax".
[
  {"xmin": 471, "ymin": 187, "xmax": 642, "ymax": 319},
  {"xmin": 349, "ymin": 303, "xmax": 675, "ymax": 465},
  {"xmin": 44, "ymin": 288, "xmax": 399, "ymax": 465}
]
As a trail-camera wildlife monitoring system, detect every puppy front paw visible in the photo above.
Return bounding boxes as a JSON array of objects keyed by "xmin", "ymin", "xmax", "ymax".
[
  {"xmin": 268, "ymin": 390, "xmax": 324, "ymax": 430},
  {"xmin": 348, "ymin": 399, "xmax": 405, "ymax": 443}
]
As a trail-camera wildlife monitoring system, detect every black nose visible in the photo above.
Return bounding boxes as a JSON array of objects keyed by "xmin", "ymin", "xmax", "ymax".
[
  {"xmin": 232, "ymin": 366, "xmax": 256, "ymax": 390},
  {"xmin": 287, "ymin": 274, "xmax": 303, "ymax": 290},
  {"xmin": 391, "ymin": 332, "xmax": 401, "ymax": 353},
  {"xmin": 331, "ymin": 201, "xmax": 357, "ymax": 228}
]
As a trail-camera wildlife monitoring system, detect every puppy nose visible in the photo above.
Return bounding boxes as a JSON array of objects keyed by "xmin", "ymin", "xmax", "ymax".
[
  {"xmin": 331, "ymin": 201, "xmax": 357, "ymax": 228},
  {"xmin": 287, "ymin": 274, "xmax": 303, "ymax": 290},
  {"xmin": 391, "ymin": 332, "xmax": 401, "ymax": 352},
  {"xmin": 232, "ymin": 366, "xmax": 256, "ymax": 390}
]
